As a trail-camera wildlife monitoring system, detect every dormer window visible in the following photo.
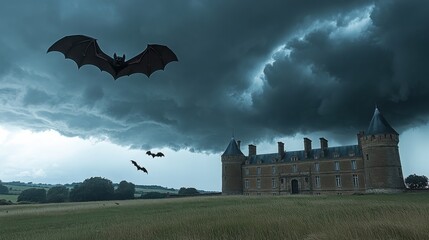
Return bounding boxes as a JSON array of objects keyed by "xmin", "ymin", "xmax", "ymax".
[
  {"xmin": 291, "ymin": 156, "xmax": 298, "ymax": 161},
  {"xmin": 333, "ymin": 152, "xmax": 340, "ymax": 158},
  {"xmin": 348, "ymin": 152, "xmax": 355, "ymax": 157},
  {"xmin": 257, "ymin": 159, "xmax": 262, "ymax": 164}
]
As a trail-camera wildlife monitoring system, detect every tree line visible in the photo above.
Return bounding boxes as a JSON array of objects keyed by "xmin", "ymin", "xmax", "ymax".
[
  {"xmin": 1, "ymin": 177, "xmax": 207, "ymax": 203},
  {"xmin": 16, "ymin": 177, "xmax": 136, "ymax": 203}
]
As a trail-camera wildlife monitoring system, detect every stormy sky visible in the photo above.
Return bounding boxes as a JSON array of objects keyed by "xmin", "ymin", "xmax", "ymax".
[{"xmin": 1, "ymin": 0, "xmax": 428, "ymax": 190}]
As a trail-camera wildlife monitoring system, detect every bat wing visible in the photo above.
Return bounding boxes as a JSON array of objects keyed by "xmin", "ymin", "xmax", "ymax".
[
  {"xmin": 156, "ymin": 152, "xmax": 165, "ymax": 157},
  {"xmin": 47, "ymin": 35, "xmax": 117, "ymax": 78},
  {"xmin": 116, "ymin": 44, "xmax": 178, "ymax": 78},
  {"xmin": 131, "ymin": 160, "xmax": 139, "ymax": 168}
]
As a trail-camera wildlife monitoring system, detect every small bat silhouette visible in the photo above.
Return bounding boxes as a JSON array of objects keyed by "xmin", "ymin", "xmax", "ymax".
[
  {"xmin": 146, "ymin": 151, "xmax": 165, "ymax": 158},
  {"xmin": 47, "ymin": 35, "xmax": 178, "ymax": 79},
  {"xmin": 130, "ymin": 160, "xmax": 148, "ymax": 174}
]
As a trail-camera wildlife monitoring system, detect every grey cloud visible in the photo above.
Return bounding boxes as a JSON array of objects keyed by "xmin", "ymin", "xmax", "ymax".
[
  {"xmin": 249, "ymin": 0, "xmax": 429, "ymax": 142},
  {"xmin": 1, "ymin": 0, "xmax": 428, "ymax": 153}
]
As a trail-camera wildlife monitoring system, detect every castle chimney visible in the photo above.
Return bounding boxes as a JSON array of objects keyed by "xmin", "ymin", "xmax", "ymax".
[
  {"xmin": 304, "ymin": 138, "xmax": 312, "ymax": 158},
  {"xmin": 320, "ymin": 138, "xmax": 328, "ymax": 149},
  {"xmin": 320, "ymin": 138, "xmax": 328, "ymax": 157},
  {"xmin": 277, "ymin": 142, "xmax": 285, "ymax": 159},
  {"xmin": 237, "ymin": 140, "xmax": 241, "ymax": 150},
  {"xmin": 357, "ymin": 131, "xmax": 364, "ymax": 149},
  {"xmin": 248, "ymin": 144, "xmax": 256, "ymax": 156}
]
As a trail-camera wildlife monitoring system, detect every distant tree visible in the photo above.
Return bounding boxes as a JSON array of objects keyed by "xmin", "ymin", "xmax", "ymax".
[
  {"xmin": 141, "ymin": 192, "xmax": 169, "ymax": 199},
  {"xmin": 69, "ymin": 177, "xmax": 114, "ymax": 202},
  {"xmin": 0, "ymin": 199, "xmax": 13, "ymax": 205},
  {"xmin": 47, "ymin": 186, "xmax": 69, "ymax": 203},
  {"xmin": 405, "ymin": 174, "xmax": 428, "ymax": 189},
  {"xmin": 17, "ymin": 188, "xmax": 46, "ymax": 203},
  {"xmin": 69, "ymin": 185, "xmax": 85, "ymax": 202},
  {"xmin": 178, "ymin": 187, "xmax": 199, "ymax": 195},
  {"xmin": 0, "ymin": 184, "xmax": 9, "ymax": 194},
  {"xmin": 114, "ymin": 181, "xmax": 135, "ymax": 200}
]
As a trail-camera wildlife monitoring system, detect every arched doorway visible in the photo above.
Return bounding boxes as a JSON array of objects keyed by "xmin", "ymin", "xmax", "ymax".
[{"xmin": 291, "ymin": 179, "xmax": 299, "ymax": 194}]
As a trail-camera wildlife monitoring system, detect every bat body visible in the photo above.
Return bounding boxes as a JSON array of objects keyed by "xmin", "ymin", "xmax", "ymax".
[
  {"xmin": 48, "ymin": 35, "xmax": 178, "ymax": 79},
  {"xmin": 146, "ymin": 151, "xmax": 165, "ymax": 158},
  {"xmin": 130, "ymin": 160, "xmax": 148, "ymax": 174}
]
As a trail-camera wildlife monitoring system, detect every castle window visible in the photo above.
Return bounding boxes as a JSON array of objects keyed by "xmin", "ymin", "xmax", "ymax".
[
  {"xmin": 245, "ymin": 168, "xmax": 249, "ymax": 175},
  {"xmin": 257, "ymin": 179, "xmax": 261, "ymax": 189},
  {"xmin": 272, "ymin": 178, "xmax": 276, "ymax": 188},
  {"xmin": 257, "ymin": 167, "xmax": 261, "ymax": 175},
  {"xmin": 292, "ymin": 164, "xmax": 298, "ymax": 173},
  {"xmin": 314, "ymin": 162, "xmax": 320, "ymax": 172},
  {"xmin": 272, "ymin": 166, "xmax": 277, "ymax": 175},
  {"xmin": 335, "ymin": 175, "xmax": 341, "ymax": 188},
  {"xmin": 245, "ymin": 179, "xmax": 249, "ymax": 189},
  {"xmin": 291, "ymin": 156, "xmax": 298, "ymax": 161},
  {"xmin": 349, "ymin": 152, "xmax": 355, "ymax": 157},
  {"xmin": 333, "ymin": 152, "xmax": 340, "ymax": 158},
  {"xmin": 334, "ymin": 161, "xmax": 340, "ymax": 171},
  {"xmin": 315, "ymin": 176, "xmax": 321, "ymax": 188},
  {"xmin": 366, "ymin": 154, "xmax": 369, "ymax": 160},
  {"xmin": 352, "ymin": 174, "xmax": 359, "ymax": 188},
  {"xmin": 351, "ymin": 160, "xmax": 357, "ymax": 170}
]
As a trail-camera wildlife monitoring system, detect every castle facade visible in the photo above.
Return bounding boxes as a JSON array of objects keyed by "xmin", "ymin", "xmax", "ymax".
[{"xmin": 221, "ymin": 107, "xmax": 405, "ymax": 195}]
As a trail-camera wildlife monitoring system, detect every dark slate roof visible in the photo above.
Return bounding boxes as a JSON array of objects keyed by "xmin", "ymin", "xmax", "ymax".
[
  {"xmin": 247, "ymin": 145, "xmax": 362, "ymax": 164},
  {"xmin": 366, "ymin": 107, "xmax": 398, "ymax": 135},
  {"xmin": 222, "ymin": 138, "xmax": 244, "ymax": 156}
]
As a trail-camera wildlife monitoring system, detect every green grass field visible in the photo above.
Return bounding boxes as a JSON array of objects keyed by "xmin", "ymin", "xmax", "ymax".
[
  {"xmin": 1, "ymin": 193, "xmax": 428, "ymax": 240},
  {"xmin": 0, "ymin": 194, "xmax": 17, "ymax": 202}
]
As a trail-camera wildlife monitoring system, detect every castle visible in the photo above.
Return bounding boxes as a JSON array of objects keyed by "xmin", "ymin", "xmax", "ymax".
[{"xmin": 221, "ymin": 107, "xmax": 405, "ymax": 195}]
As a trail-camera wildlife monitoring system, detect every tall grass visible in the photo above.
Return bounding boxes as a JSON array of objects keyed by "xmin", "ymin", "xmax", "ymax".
[{"xmin": 0, "ymin": 193, "xmax": 428, "ymax": 240}]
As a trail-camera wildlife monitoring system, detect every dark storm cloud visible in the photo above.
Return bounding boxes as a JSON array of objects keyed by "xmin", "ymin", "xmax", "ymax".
[
  {"xmin": 1, "ymin": 0, "xmax": 428, "ymax": 153},
  {"xmin": 249, "ymin": 0, "xmax": 429, "ymax": 144}
]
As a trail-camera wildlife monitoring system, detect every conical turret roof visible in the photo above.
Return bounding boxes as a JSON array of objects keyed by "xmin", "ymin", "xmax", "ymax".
[
  {"xmin": 222, "ymin": 138, "xmax": 244, "ymax": 156},
  {"xmin": 366, "ymin": 107, "xmax": 398, "ymax": 135}
]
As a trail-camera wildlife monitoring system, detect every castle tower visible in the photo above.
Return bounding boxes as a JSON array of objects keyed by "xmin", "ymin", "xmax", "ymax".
[
  {"xmin": 221, "ymin": 138, "xmax": 245, "ymax": 195},
  {"xmin": 360, "ymin": 107, "xmax": 405, "ymax": 193}
]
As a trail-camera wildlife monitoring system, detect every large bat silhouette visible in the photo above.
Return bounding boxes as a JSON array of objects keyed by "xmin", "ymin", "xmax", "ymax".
[
  {"xmin": 130, "ymin": 160, "xmax": 148, "ymax": 174},
  {"xmin": 47, "ymin": 35, "xmax": 178, "ymax": 79}
]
